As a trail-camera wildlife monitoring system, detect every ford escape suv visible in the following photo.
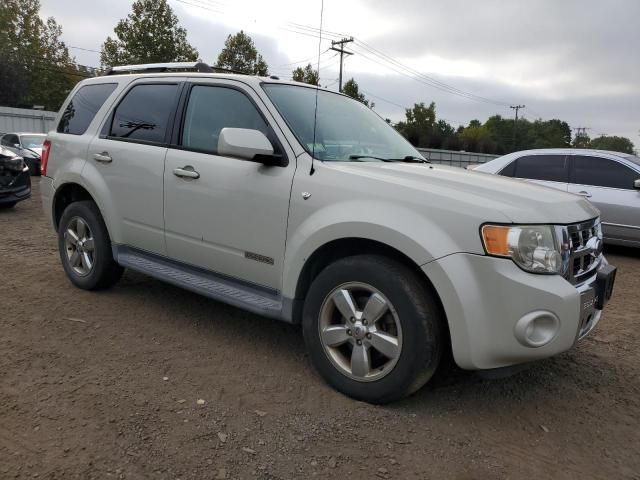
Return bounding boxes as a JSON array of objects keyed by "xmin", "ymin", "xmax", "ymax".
[{"xmin": 41, "ymin": 62, "xmax": 616, "ymax": 403}]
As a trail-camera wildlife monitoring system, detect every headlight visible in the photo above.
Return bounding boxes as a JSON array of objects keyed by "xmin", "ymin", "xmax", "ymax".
[{"xmin": 481, "ymin": 224, "xmax": 567, "ymax": 274}]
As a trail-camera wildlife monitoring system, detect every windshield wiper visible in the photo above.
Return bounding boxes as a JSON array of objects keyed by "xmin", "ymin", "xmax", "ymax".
[
  {"xmin": 395, "ymin": 155, "xmax": 430, "ymax": 163},
  {"xmin": 348, "ymin": 155, "xmax": 393, "ymax": 162},
  {"xmin": 348, "ymin": 154, "xmax": 429, "ymax": 163}
]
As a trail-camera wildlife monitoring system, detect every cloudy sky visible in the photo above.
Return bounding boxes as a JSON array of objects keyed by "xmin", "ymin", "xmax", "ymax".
[{"xmin": 41, "ymin": 0, "xmax": 639, "ymax": 144}]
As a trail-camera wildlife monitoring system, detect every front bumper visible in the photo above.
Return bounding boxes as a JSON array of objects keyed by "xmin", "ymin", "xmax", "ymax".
[
  {"xmin": 423, "ymin": 252, "xmax": 614, "ymax": 370},
  {"xmin": 0, "ymin": 168, "xmax": 31, "ymax": 204}
]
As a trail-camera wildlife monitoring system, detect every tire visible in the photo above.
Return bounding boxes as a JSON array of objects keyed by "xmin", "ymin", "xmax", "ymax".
[
  {"xmin": 58, "ymin": 200, "xmax": 124, "ymax": 290},
  {"xmin": 0, "ymin": 202, "xmax": 16, "ymax": 209},
  {"xmin": 302, "ymin": 254, "xmax": 445, "ymax": 404}
]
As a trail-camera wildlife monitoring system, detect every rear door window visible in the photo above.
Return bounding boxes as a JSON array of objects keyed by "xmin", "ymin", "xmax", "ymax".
[
  {"xmin": 58, "ymin": 83, "xmax": 117, "ymax": 135},
  {"xmin": 514, "ymin": 155, "xmax": 568, "ymax": 182},
  {"xmin": 571, "ymin": 155, "xmax": 637, "ymax": 190},
  {"xmin": 110, "ymin": 84, "xmax": 180, "ymax": 144}
]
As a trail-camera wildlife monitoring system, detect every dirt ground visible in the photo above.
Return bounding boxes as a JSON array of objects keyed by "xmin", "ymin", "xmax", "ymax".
[{"xmin": 1, "ymin": 179, "xmax": 639, "ymax": 480}]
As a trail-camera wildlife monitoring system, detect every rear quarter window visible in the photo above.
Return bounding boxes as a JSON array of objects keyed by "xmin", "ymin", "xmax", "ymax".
[{"xmin": 57, "ymin": 83, "xmax": 117, "ymax": 135}]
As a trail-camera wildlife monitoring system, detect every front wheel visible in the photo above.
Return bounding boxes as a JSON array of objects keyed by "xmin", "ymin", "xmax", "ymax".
[{"xmin": 302, "ymin": 255, "xmax": 445, "ymax": 404}]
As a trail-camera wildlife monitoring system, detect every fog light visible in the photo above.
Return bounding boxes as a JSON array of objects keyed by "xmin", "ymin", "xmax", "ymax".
[{"xmin": 514, "ymin": 311, "xmax": 560, "ymax": 347}]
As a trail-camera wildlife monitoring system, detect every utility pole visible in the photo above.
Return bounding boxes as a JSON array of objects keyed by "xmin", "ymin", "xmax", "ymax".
[
  {"xmin": 574, "ymin": 127, "xmax": 591, "ymax": 148},
  {"xmin": 331, "ymin": 37, "xmax": 354, "ymax": 92},
  {"xmin": 510, "ymin": 104, "xmax": 525, "ymax": 151}
]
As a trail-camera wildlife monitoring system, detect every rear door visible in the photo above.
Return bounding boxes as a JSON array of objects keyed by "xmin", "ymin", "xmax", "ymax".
[
  {"xmin": 510, "ymin": 154, "xmax": 569, "ymax": 191},
  {"xmin": 568, "ymin": 154, "xmax": 640, "ymax": 243},
  {"xmin": 86, "ymin": 79, "xmax": 183, "ymax": 255}
]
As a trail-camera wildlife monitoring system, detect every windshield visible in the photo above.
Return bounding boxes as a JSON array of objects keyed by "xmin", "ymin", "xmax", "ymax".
[
  {"xmin": 262, "ymin": 84, "xmax": 423, "ymax": 162},
  {"xmin": 20, "ymin": 135, "xmax": 45, "ymax": 149},
  {"xmin": 620, "ymin": 153, "xmax": 640, "ymax": 169}
]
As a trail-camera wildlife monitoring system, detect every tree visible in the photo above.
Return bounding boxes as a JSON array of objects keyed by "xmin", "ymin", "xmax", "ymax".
[
  {"xmin": 216, "ymin": 30, "xmax": 268, "ymax": 75},
  {"xmin": 459, "ymin": 124, "xmax": 496, "ymax": 154},
  {"xmin": 588, "ymin": 135, "xmax": 635, "ymax": 154},
  {"xmin": 0, "ymin": 0, "xmax": 78, "ymax": 110},
  {"xmin": 292, "ymin": 63, "xmax": 319, "ymax": 85},
  {"xmin": 572, "ymin": 132, "xmax": 591, "ymax": 149},
  {"xmin": 100, "ymin": 0, "xmax": 198, "ymax": 66},
  {"xmin": 342, "ymin": 78, "xmax": 373, "ymax": 108},
  {"xmin": 395, "ymin": 102, "xmax": 436, "ymax": 146}
]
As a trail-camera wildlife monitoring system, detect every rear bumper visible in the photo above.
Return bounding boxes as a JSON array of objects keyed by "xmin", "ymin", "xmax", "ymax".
[{"xmin": 423, "ymin": 253, "xmax": 613, "ymax": 370}]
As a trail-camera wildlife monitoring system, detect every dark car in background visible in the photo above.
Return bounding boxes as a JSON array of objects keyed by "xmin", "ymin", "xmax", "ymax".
[
  {"xmin": 0, "ymin": 145, "xmax": 31, "ymax": 208},
  {"xmin": 0, "ymin": 132, "xmax": 46, "ymax": 176}
]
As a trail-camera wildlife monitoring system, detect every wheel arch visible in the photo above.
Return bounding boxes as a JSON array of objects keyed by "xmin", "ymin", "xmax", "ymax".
[{"xmin": 289, "ymin": 237, "xmax": 449, "ymax": 339}]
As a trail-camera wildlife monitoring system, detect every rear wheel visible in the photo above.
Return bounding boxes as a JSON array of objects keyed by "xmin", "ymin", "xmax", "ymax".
[
  {"xmin": 302, "ymin": 254, "xmax": 445, "ymax": 404},
  {"xmin": 58, "ymin": 201, "xmax": 123, "ymax": 290}
]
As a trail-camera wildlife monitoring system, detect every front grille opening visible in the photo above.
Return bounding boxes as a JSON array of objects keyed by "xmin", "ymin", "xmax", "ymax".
[{"xmin": 566, "ymin": 218, "xmax": 601, "ymax": 285}]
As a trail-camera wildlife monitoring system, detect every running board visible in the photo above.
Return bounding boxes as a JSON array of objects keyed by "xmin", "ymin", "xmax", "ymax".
[{"xmin": 114, "ymin": 246, "xmax": 289, "ymax": 321}]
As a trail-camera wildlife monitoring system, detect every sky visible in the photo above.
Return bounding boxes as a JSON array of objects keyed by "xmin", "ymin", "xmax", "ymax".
[{"xmin": 40, "ymin": 0, "xmax": 640, "ymax": 144}]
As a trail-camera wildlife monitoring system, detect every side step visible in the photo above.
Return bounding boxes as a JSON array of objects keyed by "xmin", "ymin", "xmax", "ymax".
[{"xmin": 114, "ymin": 246, "xmax": 286, "ymax": 320}]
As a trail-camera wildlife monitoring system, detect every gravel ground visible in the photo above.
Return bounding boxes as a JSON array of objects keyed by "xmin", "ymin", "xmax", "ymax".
[{"xmin": 1, "ymin": 179, "xmax": 639, "ymax": 479}]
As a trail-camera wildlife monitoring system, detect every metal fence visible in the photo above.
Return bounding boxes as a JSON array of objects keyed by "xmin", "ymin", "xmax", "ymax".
[
  {"xmin": 417, "ymin": 147, "xmax": 499, "ymax": 168},
  {"xmin": 0, "ymin": 106, "xmax": 57, "ymax": 134}
]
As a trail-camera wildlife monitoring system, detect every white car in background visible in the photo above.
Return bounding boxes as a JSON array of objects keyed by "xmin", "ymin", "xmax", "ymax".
[{"xmin": 473, "ymin": 149, "xmax": 640, "ymax": 247}]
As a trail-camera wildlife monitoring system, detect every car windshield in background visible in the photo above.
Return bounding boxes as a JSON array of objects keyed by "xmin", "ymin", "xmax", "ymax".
[
  {"xmin": 20, "ymin": 135, "xmax": 45, "ymax": 148},
  {"xmin": 620, "ymin": 154, "xmax": 640, "ymax": 168},
  {"xmin": 262, "ymin": 84, "xmax": 424, "ymax": 162}
]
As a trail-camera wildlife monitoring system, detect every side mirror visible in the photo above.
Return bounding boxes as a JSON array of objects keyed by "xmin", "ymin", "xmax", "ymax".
[
  {"xmin": 218, "ymin": 128, "xmax": 285, "ymax": 166},
  {"xmin": 634, "ymin": 179, "xmax": 640, "ymax": 190}
]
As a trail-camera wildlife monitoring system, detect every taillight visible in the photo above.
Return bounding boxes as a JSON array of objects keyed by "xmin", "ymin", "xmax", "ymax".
[{"xmin": 41, "ymin": 139, "xmax": 51, "ymax": 176}]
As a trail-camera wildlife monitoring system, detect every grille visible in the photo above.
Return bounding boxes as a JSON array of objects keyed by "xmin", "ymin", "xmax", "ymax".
[{"xmin": 566, "ymin": 218, "xmax": 602, "ymax": 285}]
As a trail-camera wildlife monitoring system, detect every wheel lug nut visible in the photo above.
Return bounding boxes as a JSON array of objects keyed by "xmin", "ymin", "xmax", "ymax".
[
  {"xmin": 356, "ymin": 340, "xmax": 362, "ymax": 345},
  {"xmin": 350, "ymin": 317, "xmax": 355, "ymax": 323},
  {"xmin": 346, "ymin": 329, "xmax": 352, "ymax": 336},
  {"xmin": 363, "ymin": 319, "xmax": 368, "ymax": 325},
  {"xmin": 366, "ymin": 333, "xmax": 371, "ymax": 339}
]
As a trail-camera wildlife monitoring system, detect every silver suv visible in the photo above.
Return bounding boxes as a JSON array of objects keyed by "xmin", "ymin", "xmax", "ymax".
[{"xmin": 42, "ymin": 62, "xmax": 616, "ymax": 403}]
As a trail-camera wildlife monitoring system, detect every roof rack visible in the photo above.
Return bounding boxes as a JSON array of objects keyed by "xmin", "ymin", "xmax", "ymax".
[{"xmin": 104, "ymin": 61, "xmax": 244, "ymax": 76}]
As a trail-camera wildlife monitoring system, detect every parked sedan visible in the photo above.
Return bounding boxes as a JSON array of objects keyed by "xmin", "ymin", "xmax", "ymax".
[
  {"xmin": 473, "ymin": 149, "xmax": 640, "ymax": 247},
  {"xmin": 0, "ymin": 132, "xmax": 46, "ymax": 176},
  {"xmin": 0, "ymin": 145, "xmax": 31, "ymax": 208}
]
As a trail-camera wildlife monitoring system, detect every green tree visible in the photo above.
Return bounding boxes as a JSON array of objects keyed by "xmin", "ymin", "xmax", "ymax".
[
  {"xmin": 216, "ymin": 30, "xmax": 268, "ymax": 75},
  {"xmin": 0, "ymin": 0, "xmax": 78, "ymax": 110},
  {"xmin": 459, "ymin": 123, "xmax": 496, "ymax": 154},
  {"xmin": 588, "ymin": 135, "xmax": 635, "ymax": 154},
  {"xmin": 100, "ymin": 0, "xmax": 198, "ymax": 66},
  {"xmin": 342, "ymin": 78, "xmax": 373, "ymax": 108},
  {"xmin": 395, "ymin": 102, "xmax": 436, "ymax": 147},
  {"xmin": 572, "ymin": 132, "xmax": 591, "ymax": 149},
  {"xmin": 292, "ymin": 63, "xmax": 319, "ymax": 85}
]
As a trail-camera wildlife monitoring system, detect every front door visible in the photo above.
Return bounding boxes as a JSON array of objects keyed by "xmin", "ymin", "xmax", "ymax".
[{"xmin": 163, "ymin": 81, "xmax": 295, "ymax": 290}]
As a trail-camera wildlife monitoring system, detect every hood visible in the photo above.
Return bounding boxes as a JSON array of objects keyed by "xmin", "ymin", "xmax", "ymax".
[{"xmin": 331, "ymin": 162, "xmax": 599, "ymax": 225}]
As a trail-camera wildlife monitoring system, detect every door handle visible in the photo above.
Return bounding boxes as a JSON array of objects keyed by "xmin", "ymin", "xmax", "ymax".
[
  {"xmin": 576, "ymin": 191, "xmax": 592, "ymax": 198},
  {"xmin": 93, "ymin": 152, "xmax": 112, "ymax": 163},
  {"xmin": 173, "ymin": 166, "xmax": 200, "ymax": 179}
]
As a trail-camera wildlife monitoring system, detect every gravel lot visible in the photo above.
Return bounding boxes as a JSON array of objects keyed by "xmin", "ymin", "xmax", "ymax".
[{"xmin": 2, "ymin": 179, "xmax": 639, "ymax": 479}]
